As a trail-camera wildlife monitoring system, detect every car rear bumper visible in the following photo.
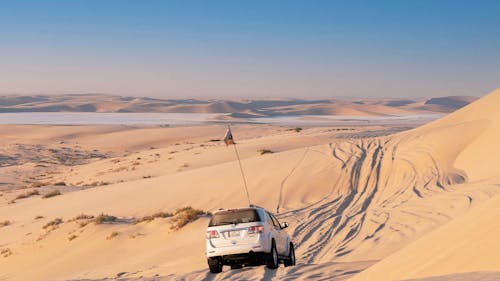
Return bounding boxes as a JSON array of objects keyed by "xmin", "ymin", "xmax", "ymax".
[
  {"xmin": 207, "ymin": 250, "xmax": 269, "ymax": 265},
  {"xmin": 206, "ymin": 242, "xmax": 268, "ymax": 258},
  {"xmin": 222, "ymin": 251, "xmax": 268, "ymax": 264}
]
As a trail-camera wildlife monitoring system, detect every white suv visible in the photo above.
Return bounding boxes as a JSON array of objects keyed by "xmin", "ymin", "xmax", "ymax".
[{"xmin": 206, "ymin": 205, "xmax": 296, "ymax": 273}]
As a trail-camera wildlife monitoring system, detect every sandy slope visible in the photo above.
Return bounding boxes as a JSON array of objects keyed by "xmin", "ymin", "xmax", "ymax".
[
  {"xmin": 348, "ymin": 88, "xmax": 500, "ymax": 281},
  {"xmin": 0, "ymin": 89, "xmax": 499, "ymax": 281},
  {"xmin": 349, "ymin": 190, "xmax": 500, "ymax": 281}
]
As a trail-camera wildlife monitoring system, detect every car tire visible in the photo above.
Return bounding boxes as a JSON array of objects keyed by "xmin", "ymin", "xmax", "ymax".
[
  {"xmin": 266, "ymin": 240, "xmax": 279, "ymax": 269},
  {"xmin": 284, "ymin": 243, "xmax": 296, "ymax": 267},
  {"xmin": 208, "ymin": 257, "xmax": 223, "ymax": 273}
]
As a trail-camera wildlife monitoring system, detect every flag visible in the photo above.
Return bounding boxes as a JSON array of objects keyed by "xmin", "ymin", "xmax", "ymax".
[{"xmin": 224, "ymin": 127, "xmax": 235, "ymax": 145}]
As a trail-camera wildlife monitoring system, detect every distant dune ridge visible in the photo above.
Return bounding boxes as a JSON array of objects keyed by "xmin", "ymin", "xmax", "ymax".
[
  {"xmin": 0, "ymin": 89, "xmax": 499, "ymax": 280},
  {"xmin": 0, "ymin": 94, "xmax": 478, "ymax": 117}
]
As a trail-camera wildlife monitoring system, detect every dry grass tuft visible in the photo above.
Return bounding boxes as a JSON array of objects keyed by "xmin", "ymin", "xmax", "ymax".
[
  {"xmin": 258, "ymin": 149, "xmax": 274, "ymax": 155},
  {"xmin": 94, "ymin": 214, "xmax": 117, "ymax": 224},
  {"xmin": 70, "ymin": 214, "xmax": 95, "ymax": 227},
  {"xmin": 43, "ymin": 190, "xmax": 61, "ymax": 199},
  {"xmin": 68, "ymin": 234, "xmax": 77, "ymax": 241},
  {"xmin": 135, "ymin": 212, "xmax": 173, "ymax": 224},
  {"xmin": 1, "ymin": 248, "xmax": 12, "ymax": 257},
  {"xmin": 171, "ymin": 207, "xmax": 210, "ymax": 229},
  {"xmin": 30, "ymin": 182, "xmax": 46, "ymax": 188},
  {"xmin": 73, "ymin": 214, "xmax": 95, "ymax": 220},
  {"xmin": 106, "ymin": 231, "xmax": 119, "ymax": 240},
  {"xmin": 34, "ymin": 215, "xmax": 44, "ymax": 220},
  {"xmin": 43, "ymin": 218, "xmax": 63, "ymax": 229},
  {"xmin": 129, "ymin": 232, "xmax": 145, "ymax": 239},
  {"xmin": 0, "ymin": 220, "xmax": 11, "ymax": 228},
  {"xmin": 15, "ymin": 189, "xmax": 40, "ymax": 200}
]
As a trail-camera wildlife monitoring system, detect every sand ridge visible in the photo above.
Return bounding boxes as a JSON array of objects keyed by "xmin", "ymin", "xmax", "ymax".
[{"xmin": 0, "ymin": 94, "xmax": 477, "ymax": 118}]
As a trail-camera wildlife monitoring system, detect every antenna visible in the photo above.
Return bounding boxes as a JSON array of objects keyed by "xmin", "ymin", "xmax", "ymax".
[{"xmin": 226, "ymin": 125, "xmax": 251, "ymax": 206}]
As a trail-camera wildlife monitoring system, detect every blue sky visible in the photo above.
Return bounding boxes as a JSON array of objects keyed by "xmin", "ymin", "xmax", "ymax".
[{"xmin": 1, "ymin": 0, "xmax": 499, "ymax": 98}]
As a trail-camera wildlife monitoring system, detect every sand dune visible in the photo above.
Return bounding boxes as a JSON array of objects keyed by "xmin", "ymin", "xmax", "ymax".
[
  {"xmin": 0, "ymin": 89, "xmax": 498, "ymax": 280},
  {"xmin": 0, "ymin": 94, "xmax": 477, "ymax": 117},
  {"xmin": 349, "ymin": 191, "xmax": 500, "ymax": 281},
  {"xmin": 348, "ymin": 88, "xmax": 500, "ymax": 281},
  {"xmin": 423, "ymin": 96, "xmax": 478, "ymax": 112}
]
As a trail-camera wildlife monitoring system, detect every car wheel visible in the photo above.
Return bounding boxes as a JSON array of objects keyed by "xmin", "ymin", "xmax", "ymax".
[
  {"xmin": 266, "ymin": 240, "xmax": 279, "ymax": 269},
  {"xmin": 230, "ymin": 264, "xmax": 243, "ymax": 270},
  {"xmin": 284, "ymin": 243, "xmax": 296, "ymax": 267},
  {"xmin": 208, "ymin": 257, "xmax": 223, "ymax": 273}
]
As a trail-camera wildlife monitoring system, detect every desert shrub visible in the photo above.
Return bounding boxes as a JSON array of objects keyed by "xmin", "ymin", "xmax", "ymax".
[
  {"xmin": 0, "ymin": 220, "xmax": 11, "ymax": 228},
  {"xmin": 129, "ymin": 232, "xmax": 145, "ymax": 239},
  {"xmin": 78, "ymin": 221, "xmax": 89, "ymax": 228},
  {"xmin": 106, "ymin": 231, "xmax": 119, "ymax": 240},
  {"xmin": 15, "ymin": 190, "xmax": 40, "ymax": 200},
  {"xmin": 94, "ymin": 214, "xmax": 117, "ymax": 224},
  {"xmin": 43, "ymin": 190, "xmax": 61, "ymax": 199},
  {"xmin": 1, "ymin": 248, "xmax": 12, "ymax": 257},
  {"xmin": 43, "ymin": 218, "xmax": 63, "ymax": 229},
  {"xmin": 69, "ymin": 213, "xmax": 94, "ymax": 227},
  {"xmin": 135, "ymin": 211, "xmax": 173, "ymax": 224},
  {"xmin": 31, "ymin": 182, "xmax": 46, "ymax": 188},
  {"xmin": 68, "ymin": 235, "xmax": 77, "ymax": 241},
  {"xmin": 171, "ymin": 207, "xmax": 210, "ymax": 229},
  {"xmin": 73, "ymin": 214, "xmax": 95, "ymax": 220},
  {"xmin": 287, "ymin": 127, "xmax": 303, "ymax": 132},
  {"xmin": 53, "ymin": 182, "xmax": 66, "ymax": 186},
  {"xmin": 34, "ymin": 215, "xmax": 44, "ymax": 220},
  {"xmin": 258, "ymin": 149, "xmax": 274, "ymax": 155}
]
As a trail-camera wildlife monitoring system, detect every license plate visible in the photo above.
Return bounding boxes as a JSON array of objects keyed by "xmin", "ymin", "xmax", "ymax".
[{"xmin": 228, "ymin": 230, "xmax": 240, "ymax": 237}]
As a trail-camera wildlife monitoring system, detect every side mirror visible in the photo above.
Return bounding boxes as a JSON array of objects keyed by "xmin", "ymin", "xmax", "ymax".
[{"xmin": 281, "ymin": 222, "xmax": 289, "ymax": 229}]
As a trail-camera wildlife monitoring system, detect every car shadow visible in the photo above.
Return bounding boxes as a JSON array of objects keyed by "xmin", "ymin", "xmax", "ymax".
[{"xmin": 260, "ymin": 267, "xmax": 278, "ymax": 280}]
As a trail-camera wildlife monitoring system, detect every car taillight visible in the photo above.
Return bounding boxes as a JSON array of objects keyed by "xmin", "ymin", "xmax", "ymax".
[
  {"xmin": 248, "ymin": 225, "xmax": 264, "ymax": 234},
  {"xmin": 206, "ymin": 230, "xmax": 219, "ymax": 239}
]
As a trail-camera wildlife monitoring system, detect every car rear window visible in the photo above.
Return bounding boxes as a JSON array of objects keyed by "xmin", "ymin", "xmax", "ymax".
[{"xmin": 209, "ymin": 209, "xmax": 261, "ymax": 226}]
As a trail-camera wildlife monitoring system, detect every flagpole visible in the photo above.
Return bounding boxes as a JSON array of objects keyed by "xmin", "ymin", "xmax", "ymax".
[
  {"xmin": 227, "ymin": 125, "xmax": 251, "ymax": 206},
  {"xmin": 233, "ymin": 142, "xmax": 251, "ymax": 206}
]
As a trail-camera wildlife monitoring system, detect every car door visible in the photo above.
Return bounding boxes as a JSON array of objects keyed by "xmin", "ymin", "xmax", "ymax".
[
  {"xmin": 270, "ymin": 213, "xmax": 286, "ymax": 255},
  {"xmin": 266, "ymin": 212, "xmax": 282, "ymax": 252}
]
